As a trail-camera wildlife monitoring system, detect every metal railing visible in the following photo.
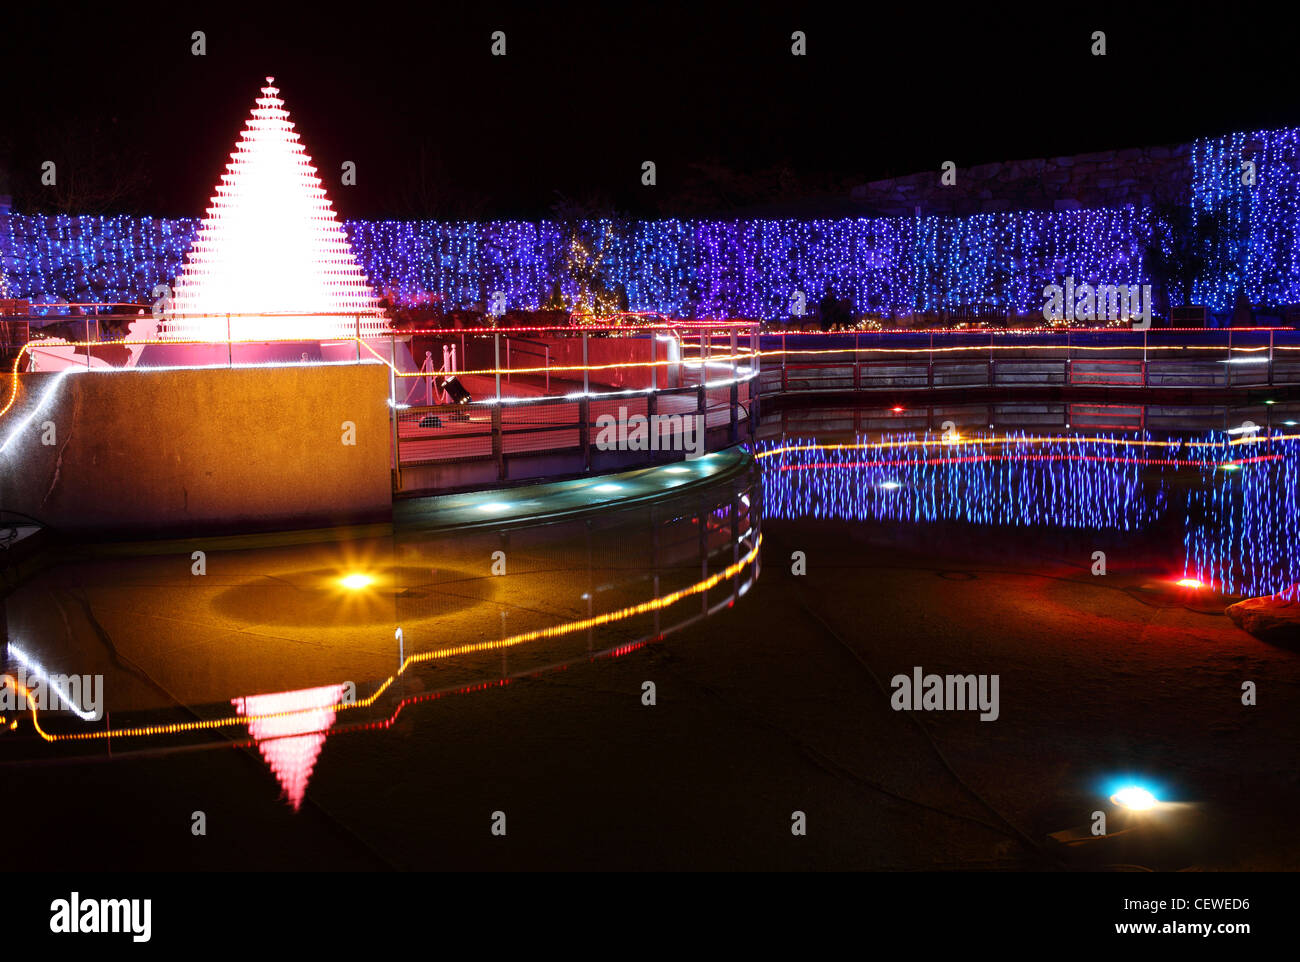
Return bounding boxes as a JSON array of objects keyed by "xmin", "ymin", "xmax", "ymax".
[
  {"xmin": 757, "ymin": 397, "xmax": 1300, "ymax": 440},
  {"xmin": 2, "ymin": 313, "xmax": 763, "ymax": 494},
  {"xmin": 0, "ymin": 320, "xmax": 29, "ymax": 362},
  {"xmin": 392, "ymin": 374, "xmax": 756, "ymax": 494},
  {"xmin": 19, "ymin": 312, "xmax": 1296, "ymax": 498},
  {"xmin": 755, "ymin": 328, "xmax": 1300, "ymax": 397},
  {"xmin": 503, "ymin": 334, "xmax": 551, "ymax": 392}
]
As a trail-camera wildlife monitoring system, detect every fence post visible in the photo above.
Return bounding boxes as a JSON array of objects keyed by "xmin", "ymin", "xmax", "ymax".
[
  {"xmin": 355, "ymin": 314, "xmax": 361, "ymax": 362},
  {"xmin": 494, "ymin": 333, "xmax": 501, "ymax": 399},
  {"xmin": 390, "ymin": 331, "xmax": 401, "ymax": 493},
  {"xmin": 492, "ymin": 405, "xmax": 504, "ymax": 480},
  {"xmin": 1142, "ymin": 328, "xmax": 1148, "ymax": 388},
  {"xmin": 853, "ymin": 329, "xmax": 859, "ymax": 391},
  {"xmin": 651, "ymin": 333, "xmax": 657, "ymax": 390},
  {"xmin": 1268, "ymin": 329, "xmax": 1275, "ymax": 386},
  {"xmin": 1226, "ymin": 329, "xmax": 1233, "ymax": 390},
  {"xmin": 781, "ymin": 331, "xmax": 788, "ymax": 393},
  {"xmin": 579, "ymin": 397, "xmax": 591, "ymax": 472},
  {"xmin": 506, "ymin": 336, "xmax": 511, "ymax": 383},
  {"xmin": 729, "ymin": 378, "xmax": 739, "ymax": 444},
  {"xmin": 697, "ymin": 380, "xmax": 706, "ymax": 451},
  {"xmin": 227, "ymin": 314, "xmax": 233, "ymax": 367},
  {"xmin": 84, "ymin": 315, "xmax": 91, "ymax": 369},
  {"xmin": 582, "ymin": 332, "xmax": 589, "ymax": 395},
  {"xmin": 646, "ymin": 389, "xmax": 658, "ymax": 462}
]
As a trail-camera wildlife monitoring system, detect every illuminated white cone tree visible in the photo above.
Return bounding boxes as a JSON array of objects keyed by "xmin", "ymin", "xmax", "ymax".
[{"xmin": 168, "ymin": 78, "xmax": 385, "ymax": 341}]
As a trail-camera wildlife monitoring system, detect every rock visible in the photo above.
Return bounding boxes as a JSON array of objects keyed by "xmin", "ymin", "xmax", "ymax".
[{"xmin": 1226, "ymin": 594, "xmax": 1300, "ymax": 644}]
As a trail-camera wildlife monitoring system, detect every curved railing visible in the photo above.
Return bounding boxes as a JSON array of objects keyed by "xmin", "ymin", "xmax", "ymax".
[
  {"xmin": 5, "ymin": 313, "xmax": 1298, "ymax": 496},
  {"xmin": 755, "ymin": 327, "xmax": 1300, "ymax": 396}
]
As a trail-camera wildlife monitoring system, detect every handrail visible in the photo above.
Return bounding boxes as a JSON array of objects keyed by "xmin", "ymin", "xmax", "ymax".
[{"xmin": 503, "ymin": 334, "xmax": 550, "ymax": 390}]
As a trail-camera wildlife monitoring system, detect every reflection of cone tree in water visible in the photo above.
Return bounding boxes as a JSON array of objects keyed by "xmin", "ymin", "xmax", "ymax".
[
  {"xmin": 234, "ymin": 684, "xmax": 345, "ymax": 811},
  {"xmin": 167, "ymin": 78, "xmax": 384, "ymax": 342}
]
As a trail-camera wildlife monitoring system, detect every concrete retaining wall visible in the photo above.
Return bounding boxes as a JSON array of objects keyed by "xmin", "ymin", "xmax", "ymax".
[{"xmin": 1, "ymin": 363, "xmax": 393, "ymax": 535}]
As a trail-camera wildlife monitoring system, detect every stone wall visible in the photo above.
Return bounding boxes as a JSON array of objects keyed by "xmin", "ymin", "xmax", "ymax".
[{"xmin": 850, "ymin": 145, "xmax": 1193, "ymax": 216}]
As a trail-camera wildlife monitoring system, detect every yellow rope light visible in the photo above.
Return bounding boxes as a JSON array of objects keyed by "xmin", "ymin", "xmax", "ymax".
[{"xmin": 28, "ymin": 535, "xmax": 762, "ymax": 743}]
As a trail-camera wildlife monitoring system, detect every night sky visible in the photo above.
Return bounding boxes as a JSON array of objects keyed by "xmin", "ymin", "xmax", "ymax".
[{"xmin": 3, "ymin": 4, "xmax": 1296, "ymax": 218}]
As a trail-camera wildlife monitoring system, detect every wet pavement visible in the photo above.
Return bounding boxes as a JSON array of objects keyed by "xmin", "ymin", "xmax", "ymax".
[{"xmin": 3, "ymin": 429, "xmax": 1298, "ymax": 870}]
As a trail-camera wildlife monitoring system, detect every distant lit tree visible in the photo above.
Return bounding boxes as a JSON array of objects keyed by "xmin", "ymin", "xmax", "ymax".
[
  {"xmin": 1146, "ymin": 199, "xmax": 1245, "ymax": 317},
  {"xmin": 549, "ymin": 191, "xmax": 626, "ymax": 321}
]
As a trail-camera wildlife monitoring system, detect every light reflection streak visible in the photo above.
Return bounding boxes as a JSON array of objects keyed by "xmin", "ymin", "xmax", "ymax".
[{"xmin": 23, "ymin": 534, "xmax": 762, "ymax": 744}]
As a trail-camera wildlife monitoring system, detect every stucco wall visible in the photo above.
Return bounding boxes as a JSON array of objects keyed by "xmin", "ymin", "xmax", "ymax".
[{"xmin": 1, "ymin": 363, "xmax": 392, "ymax": 535}]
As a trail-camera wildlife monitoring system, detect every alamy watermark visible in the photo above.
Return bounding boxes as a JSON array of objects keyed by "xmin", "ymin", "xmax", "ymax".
[
  {"xmin": 1, "ymin": 655, "xmax": 104, "ymax": 722},
  {"xmin": 1043, "ymin": 276, "xmax": 1152, "ymax": 329},
  {"xmin": 50, "ymin": 893, "xmax": 151, "ymax": 942},
  {"xmin": 891, "ymin": 666, "xmax": 1000, "ymax": 721},
  {"xmin": 594, "ymin": 406, "xmax": 705, "ymax": 459}
]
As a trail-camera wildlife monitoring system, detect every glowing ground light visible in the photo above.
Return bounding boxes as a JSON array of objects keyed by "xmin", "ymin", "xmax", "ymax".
[
  {"xmin": 880, "ymin": 481, "xmax": 902, "ymax": 490},
  {"xmin": 476, "ymin": 502, "xmax": 510, "ymax": 513},
  {"xmin": 593, "ymin": 483, "xmax": 623, "ymax": 493},
  {"xmin": 1175, "ymin": 578, "xmax": 1204, "ymax": 589},
  {"xmin": 1110, "ymin": 786, "xmax": 1160, "ymax": 811},
  {"xmin": 339, "ymin": 573, "xmax": 373, "ymax": 590},
  {"xmin": 891, "ymin": 406, "xmax": 906, "ymax": 413}
]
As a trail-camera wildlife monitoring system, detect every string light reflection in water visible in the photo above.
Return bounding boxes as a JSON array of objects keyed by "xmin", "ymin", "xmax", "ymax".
[
  {"xmin": 759, "ymin": 434, "xmax": 1187, "ymax": 530},
  {"xmin": 758, "ymin": 433, "xmax": 1300, "ymax": 599},
  {"xmin": 1185, "ymin": 440, "xmax": 1300, "ymax": 601}
]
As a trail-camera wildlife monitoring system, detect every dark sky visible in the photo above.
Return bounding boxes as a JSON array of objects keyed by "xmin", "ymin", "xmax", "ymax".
[{"xmin": 3, "ymin": 3, "xmax": 1296, "ymax": 219}]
